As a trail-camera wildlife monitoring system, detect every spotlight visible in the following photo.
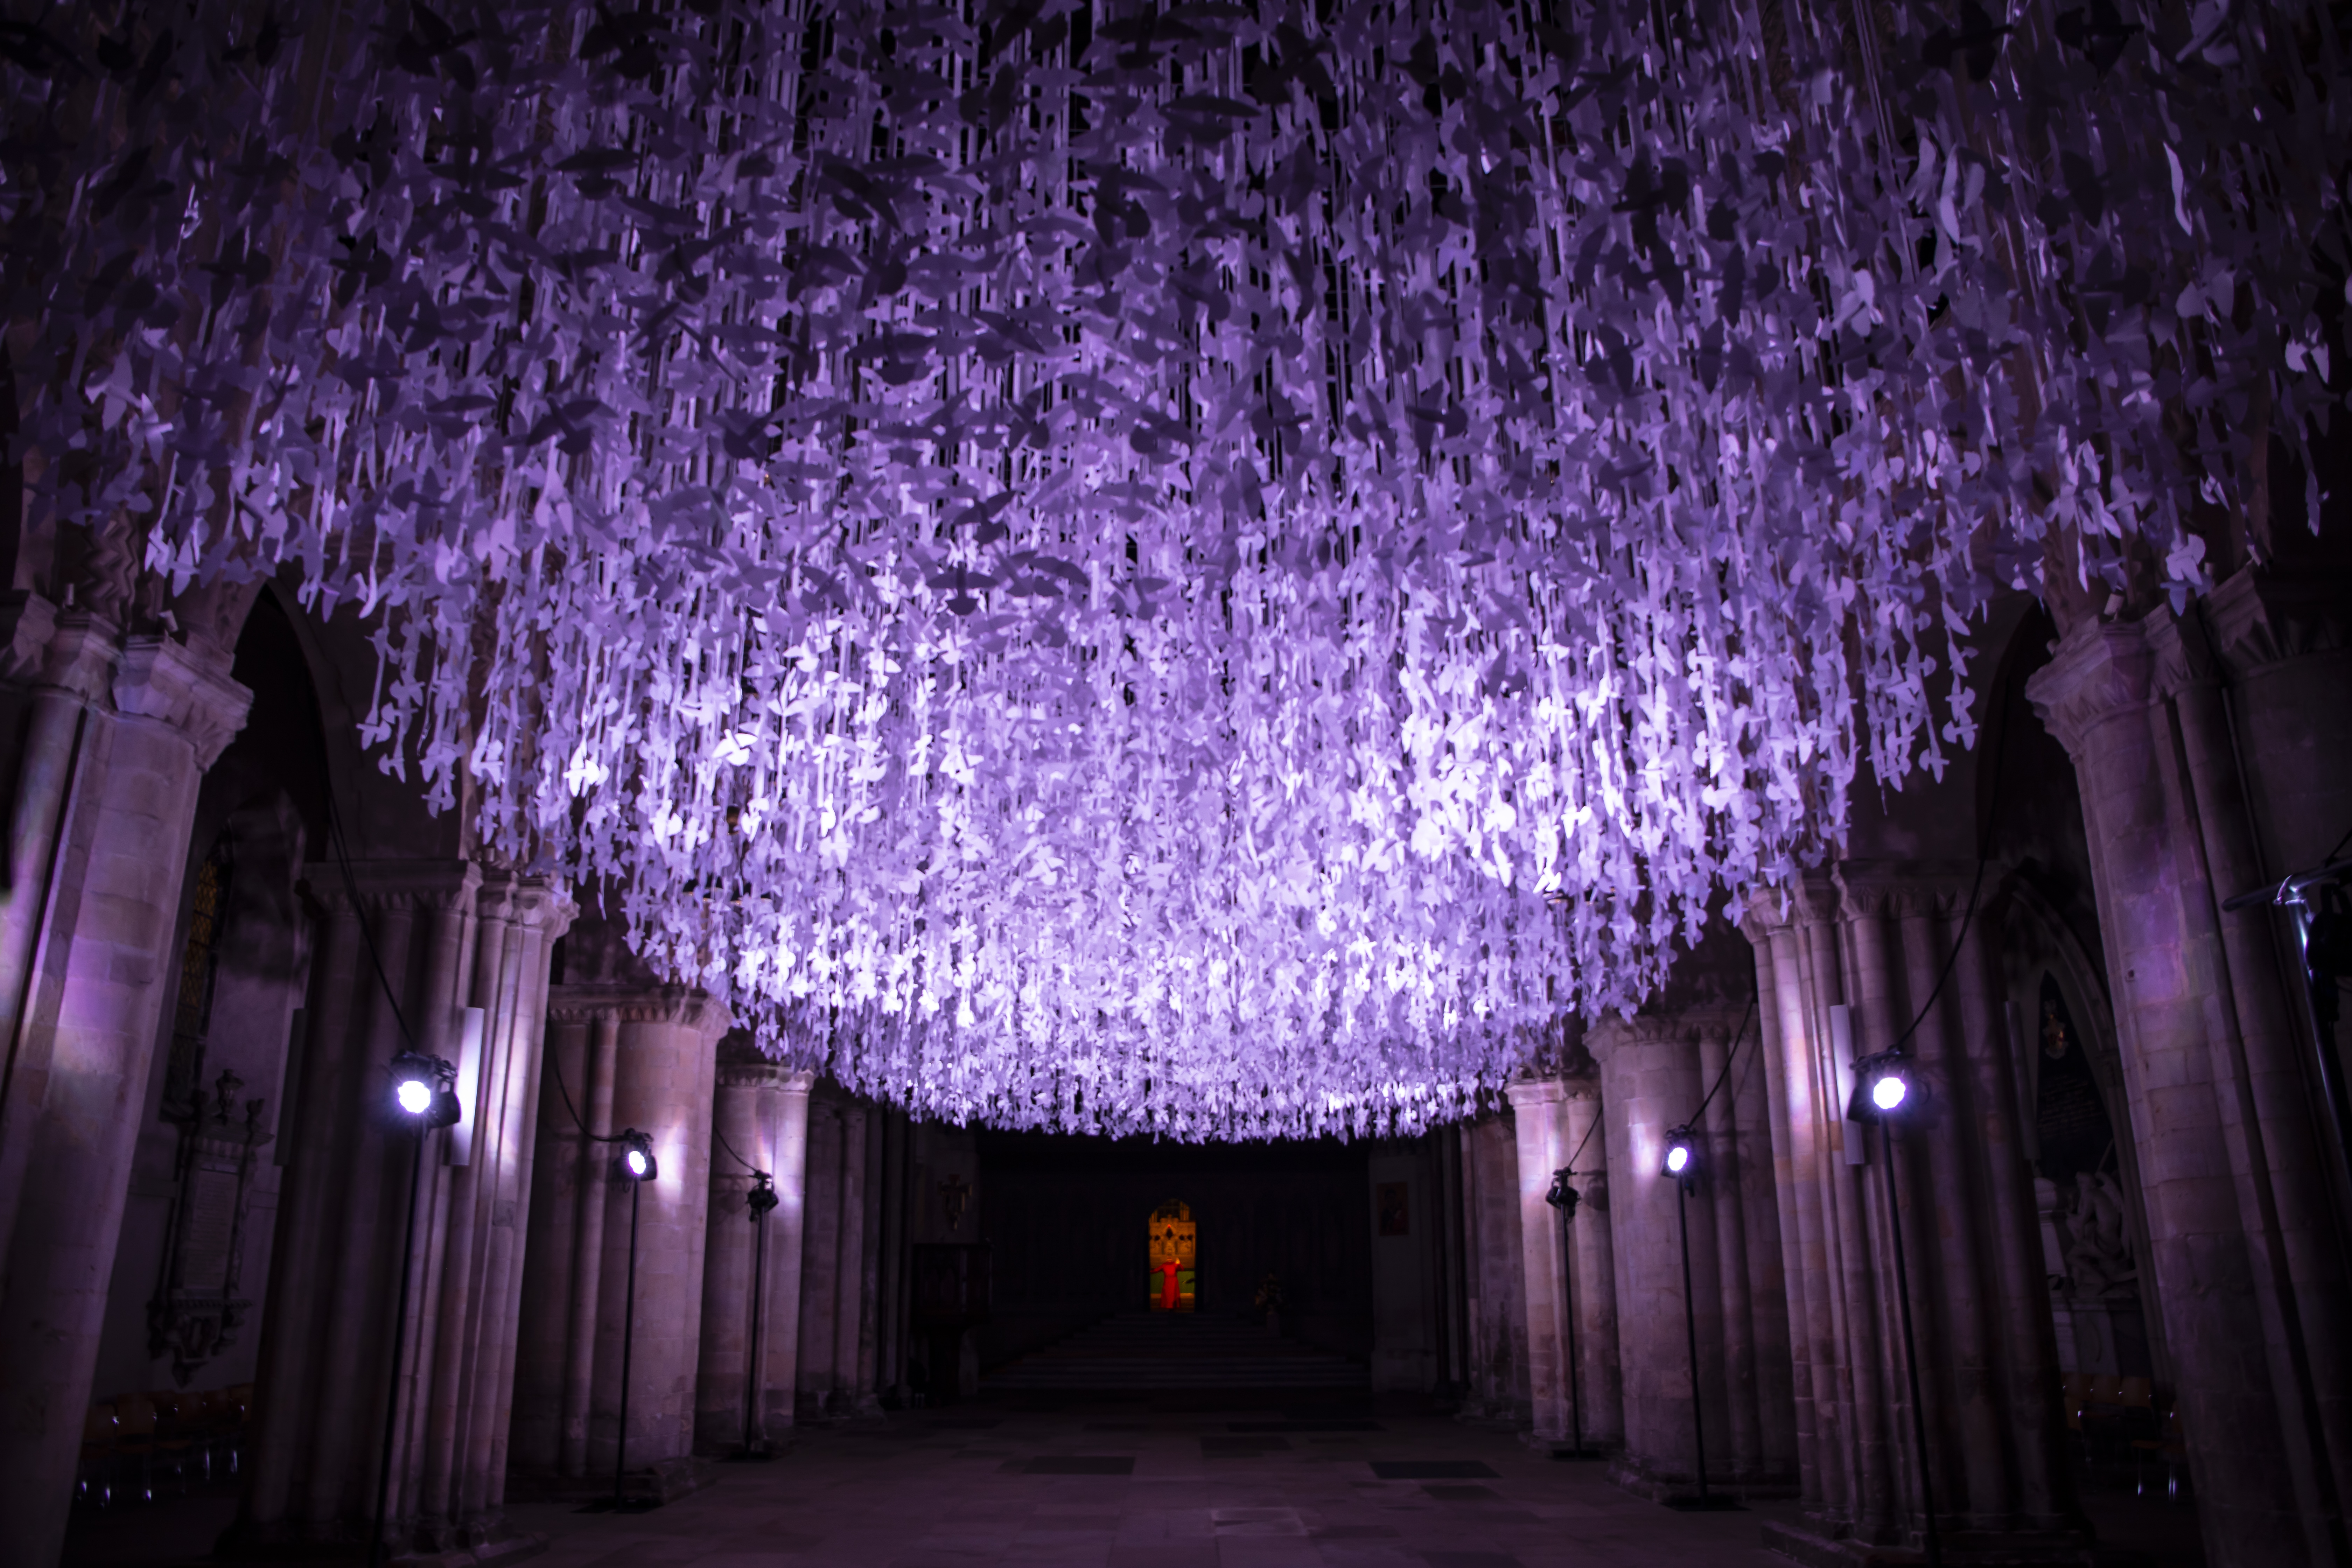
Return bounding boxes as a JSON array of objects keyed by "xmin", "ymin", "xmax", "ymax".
[
  {"xmin": 1849, "ymin": 1051, "xmax": 1924, "ymax": 1125},
  {"xmin": 747, "ymin": 1170, "xmax": 780, "ymax": 1217},
  {"xmin": 1543, "ymin": 1168, "xmax": 1581, "ymax": 1222},
  {"xmin": 1662, "ymin": 1125, "xmax": 1699, "ymax": 1182},
  {"xmin": 389, "ymin": 1051, "xmax": 462, "ymax": 1127},
  {"xmin": 617, "ymin": 1129, "xmax": 657, "ymax": 1183}
]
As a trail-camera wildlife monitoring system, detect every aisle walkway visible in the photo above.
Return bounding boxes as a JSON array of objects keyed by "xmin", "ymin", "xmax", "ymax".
[
  {"xmin": 519, "ymin": 1399, "xmax": 1791, "ymax": 1568},
  {"xmin": 982, "ymin": 1313, "xmax": 1369, "ymax": 1391}
]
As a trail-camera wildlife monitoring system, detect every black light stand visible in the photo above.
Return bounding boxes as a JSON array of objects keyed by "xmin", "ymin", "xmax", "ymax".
[
  {"xmin": 1660, "ymin": 1126, "xmax": 1740, "ymax": 1512},
  {"xmin": 1853, "ymin": 1051, "xmax": 1943, "ymax": 1568},
  {"xmin": 739, "ymin": 1171, "xmax": 779, "ymax": 1461},
  {"xmin": 371, "ymin": 1053, "xmax": 460, "ymax": 1568},
  {"xmin": 1544, "ymin": 1169, "xmax": 1603, "ymax": 1461},
  {"xmin": 587, "ymin": 1130, "xmax": 659, "ymax": 1513}
]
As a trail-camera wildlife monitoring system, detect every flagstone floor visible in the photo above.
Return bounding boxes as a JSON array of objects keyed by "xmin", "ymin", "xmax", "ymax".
[
  {"xmin": 523, "ymin": 1399, "xmax": 1794, "ymax": 1568},
  {"xmin": 63, "ymin": 1394, "xmax": 2206, "ymax": 1568}
]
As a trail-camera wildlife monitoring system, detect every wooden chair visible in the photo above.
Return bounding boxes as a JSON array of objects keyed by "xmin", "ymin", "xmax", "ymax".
[
  {"xmin": 2132, "ymin": 1402, "xmax": 2188, "ymax": 1501},
  {"xmin": 149, "ymin": 1390, "xmax": 204, "ymax": 1493},
  {"xmin": 77, "ymin": 1403, "xmax": 119, "ymax": 1509},
  {"xmin": 112, "ymin": 1392, "xmax": 159, "ymax": 1504},
  {"xmin": 2060, "ymin": 1373, "xmax": 2092, "ymax": 1464}
]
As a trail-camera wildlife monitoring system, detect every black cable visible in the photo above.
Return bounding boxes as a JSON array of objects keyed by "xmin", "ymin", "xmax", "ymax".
[
  {"xmin": 1688, "ymin": 983, "xmax": 1758, "ymax": 1128},
  {"xmin": 320, "ymin": 733, "xmax": 418, "ymax": 1054},
  {"xmin": 544, "ymin": 1037, "xmax": 626, "ymax": 1144},
  {"xmin": 1875, "ymin": 670, "xmax": 2017, "ymax": 1064},
  {"xmin": 713, "ymin": 1123, "xmax": 766, "ymax": 1175}
]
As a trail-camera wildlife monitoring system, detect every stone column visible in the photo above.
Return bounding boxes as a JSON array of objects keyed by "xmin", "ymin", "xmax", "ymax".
[
  {"xmin": 1594, "ymin": 1008, "xmax": 1790, "ymax": 1499},
  {"xmin": 794, "ymin": 1091, "xmax": 845, "ymax": 1420},
  {"xmin": 695, "ymin": 1045, "xmax": 813, "ymax": 1452},
  {"xmin": 511, "ymin": 984, "xmax": 728, "ymax": 1491},
  {"xmin": 1503, "ymin": 1078, "xmax": 1571, "ymax": 1443},
  {"xmin": 411, "ymin": 873, "xmax": 573, "ymax": 1550},
  {"xmin": 757, "ymin": 1069, "xmax": 815, "ymax": 1435},
  {"xmin": 2031, "ymin": 604, "xmax": 2352, "ymax": 1567},
  {"xmin": 1841, "ymin": 863, "xmax": 2077, "ymax": 1545},
  {"xmin": 1744, "ymin": 867, "xmax": 2084, "ymax": 1561},
  {"xmin": 233, "ymin": 860, "xmax": 481, "ymax": 1551},
  {"xmin": 1456, "ymin": 1111, "xmax": 1531, "ymax": 1426},
  {"xmin": 1559, "ymin": 1085, "xmax": 1625, "ymax": 1450},
  {"xmin": 0, "ymin": 618, "xmax": 249, "ymax": 1566}
]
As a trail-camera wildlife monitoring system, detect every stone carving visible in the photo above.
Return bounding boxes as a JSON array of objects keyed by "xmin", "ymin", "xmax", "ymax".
[{"xmin": 2058, "ymin": 1171, "xmax": 2137, "ymax": 1301}]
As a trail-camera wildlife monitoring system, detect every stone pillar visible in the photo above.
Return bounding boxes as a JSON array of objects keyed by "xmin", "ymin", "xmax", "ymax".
[
  {"xmin": 1455, "ymin": 1111, "xmax": 1531, "ymax": 1426},
  {"xmin": 0, "ymin": 615, "xmax": 249, "ymax": 1566},
  {"xmin": 694, "ymin": 1046, "xmax": 813, "ymax": 1453},
  {"xmin": 1743, "ymin": 865, "xmax": 2087, "ymax": 1562},
  {"xmin": 1503, "ymin": 1078, "xmax": 1572, "ymax": 1443},
  {"xmin": 234, "ymin": 860, "xmax": 482, "ymax": 1551},
  {"xmin": 757, "ymin": 1069, "xmax": 814, "ymax": 1434},
  {"xmin": 511, "ymin": 983, "xmax": 728, "ymax": 1490},
  {"xmin": 1559, "ymin": 1085, "xmax": 1625, "ymax": 1450},
  {"xmin": 875, "ymin": 1109, "xmax": 908, "ymax": 1404},
  {"xmin": 1594, "ymin": 1008, "xmax": 1791, "ymax": 1499},
  {"xmin": 411, "ymin": 873, "xmax": 573, "ymax": 1550},
  {"xmin": 793, "ymin": 1091, "xmax": 845, "ymax": 1420},
  {"xmin": 2030, "ymin": 603, "xmax": 2352, "ymax": 1567},
  {"xmin": 834, "ymin": 1101, "xmax": 876, "ymax": 1416}
]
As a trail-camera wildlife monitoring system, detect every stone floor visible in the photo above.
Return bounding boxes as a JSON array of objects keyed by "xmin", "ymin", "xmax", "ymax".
[
  {"xmin": 62, "ymin": 1396, "xmax": 2206, "ymax": 1568},
  {"xmin": 524, "ymin": 1400, "xmax": 1793, "ymax": 1568}
]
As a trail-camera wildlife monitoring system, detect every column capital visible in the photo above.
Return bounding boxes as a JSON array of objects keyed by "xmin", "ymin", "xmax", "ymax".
[
  {"xmin": 301, "ymin": 859, "xmax": 484, "ymax": 914},
  {"xmin": 716, "ymin": 1062, "xmax": 814, "ymax": 1092},
  {"xmin": 1737, "ymin": 873, "xmax": 1839, "ymax": 940},
  {"xmin": 476, "ymin": 870, "xmax": 580, "ymax": 938},
  {"xmin": 1588, "ymin": 1005, "xmax": 1749, "ymax": 1057},
  {"xmin": 2023, "ymin": 615, "xmax": 2160, "ymax": 761},
  {"xmin": 2200, "ymin": 565, "xmax": 2351, "ymax": 681},
  {"xmin": 112, "ymin": 633, "xmax": 253, "ymax": 768},
  {"xmin": 546, "ymin": 983, "xmax": 732, "ymax": 1037},
  {"xmin": 1833, "ymin": 859, "xmax": 1979, "ymax": 922},
  {"xmin": 1503, "ymin": 1076, "xmax": 1567, "ymax": 1111}
]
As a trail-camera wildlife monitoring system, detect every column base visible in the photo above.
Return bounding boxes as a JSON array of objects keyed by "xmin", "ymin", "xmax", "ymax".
[
  {"xmin": 502, "ymin": 1457, "xmax": 717, "ymax": 1507},
  {"xmin": 214, "ymin": 1519, "xmax": 547, "ymax": 1566},
  {"xmin": 394, "ymin": 1528, "xmax": 548, "ymax": 1568},
  {"xmin": 1760, "ymin": 1517, "xmax": 2097, "ymax": 1567},
  {"xmin": 1609, "ymin": 1450, "xmax": 1799, "ymax": 1505}
]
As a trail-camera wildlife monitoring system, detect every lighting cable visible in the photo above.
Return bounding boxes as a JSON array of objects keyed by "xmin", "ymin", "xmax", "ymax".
[{"xmin": 544, "ymin": 1040, "xmax": 628, "ymax": 1144}]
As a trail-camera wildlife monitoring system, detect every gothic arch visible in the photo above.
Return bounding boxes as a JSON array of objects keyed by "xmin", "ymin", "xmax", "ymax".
[{"xmin": 1992, "ymin": 869, "xmax": 2170, "ymax": 1386}]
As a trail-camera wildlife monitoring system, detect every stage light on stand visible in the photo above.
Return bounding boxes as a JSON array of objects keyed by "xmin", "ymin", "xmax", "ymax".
[
  {"xmin": 1662, "ymin": 1127, "xmax": 1699, "ymax": 1183},
  {"xmin": 1848, "ymin": 1051, "xmax": 1925, "ymax": 1126},
  {"xmin": 737, "ymin": 1171, "xmax": 780, "ymax": 1461},
  {"xmin": 620, "ymin": 1133, "xmax": 657, "ymax": 1182},
  {"xmin": 371, "ymin": 1050, "xmax": 460, "ymax": 1567},
  {"xmin": 1845, "ymin": 1048, "xmax": 1942, "ymax": 1568},
  {"xmin": 1657, "ymin": 1125, "xmax": 1736, "ymax": 1512},
  {"xmin": 1545, "ymin": 1168, "xmax": 1602, "ymax": 1461},
  {"xmin": 593, "ymin": 1129, "xmax": 660, "ymax": 1514}
]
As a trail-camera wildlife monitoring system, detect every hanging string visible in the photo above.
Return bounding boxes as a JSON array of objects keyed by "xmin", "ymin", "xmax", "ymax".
[{"xmin": 1686, "ymin": 982, "xmax": 1759, "ymax": 1129}]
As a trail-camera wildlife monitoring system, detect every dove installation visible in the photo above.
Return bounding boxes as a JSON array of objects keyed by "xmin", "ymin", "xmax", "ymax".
[{"xmin": 5, "ymin": 0, "xmax": 2342, "ymax": 1140}]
